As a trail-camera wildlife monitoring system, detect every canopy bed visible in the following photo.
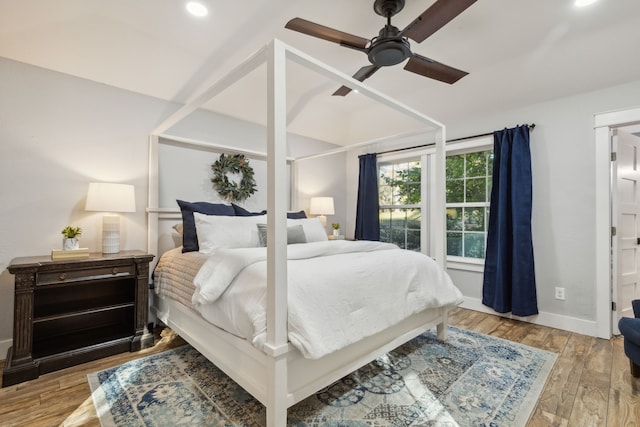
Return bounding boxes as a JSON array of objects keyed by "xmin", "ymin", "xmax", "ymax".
[{"xmin": 147, "ymin": 39, "xmax": 459, "ymax": 427}]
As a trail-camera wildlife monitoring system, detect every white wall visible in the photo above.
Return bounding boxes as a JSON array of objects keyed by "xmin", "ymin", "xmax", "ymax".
[
  {"xmin": 0, "ymin": 57, "xmax": 345, "ymax": 360},
  {"xmin": 347, "ymin": 78, "xmax": 640, "ymax": 335}
]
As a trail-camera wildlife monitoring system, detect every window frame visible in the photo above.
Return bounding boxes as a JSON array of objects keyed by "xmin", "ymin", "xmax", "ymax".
[
  {"xmin": 375, "ymin": 136, "xmax": 493, "ymax": 270},
  {"xmin": 445, "ymin": 136, "xmax": 493, "ymax": 271},
  {"xmin": 377, "ymin": 153, "xmax": 428, "ymax": 253}
]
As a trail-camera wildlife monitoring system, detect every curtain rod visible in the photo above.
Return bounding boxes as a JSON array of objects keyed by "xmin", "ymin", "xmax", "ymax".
[{"xmin": 377, "ymin": 123, "xmax": 536, "ymax": 156}]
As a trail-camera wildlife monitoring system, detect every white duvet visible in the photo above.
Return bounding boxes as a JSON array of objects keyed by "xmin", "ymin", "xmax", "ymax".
[{"xmin": 192, "ymin": 240, "xmax": 463, "ymax": 359}]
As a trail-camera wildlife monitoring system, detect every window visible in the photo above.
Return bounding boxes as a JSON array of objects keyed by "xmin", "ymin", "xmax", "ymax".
[
  {"xmin": 378, "ymin": 159, "xmax": 422, "ymax": 251},
  {"xmin": 446, "ymin": 150, "xmax": 493, "ymax": 259}
]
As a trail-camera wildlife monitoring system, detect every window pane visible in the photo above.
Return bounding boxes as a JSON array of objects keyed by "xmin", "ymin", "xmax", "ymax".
[
  {"xmin": 447, "ymin": 232, "xmax": 462, "ymax": 256},
  {"xmin": 379, "ymin": 209, "xmax": 392, "ymax": 228},
  {"xmin": 406, "ymin": 230, "xmax": 421, "ymax": 251},
  {"xmin": 390, "ymin": 228, "xmax": 406, "ymax": 248},
  {"xmin": 400, "ymin": 182, "xmax": 421, "ymax": 204},
  {"xmin": 465, "ymin": 177, "xmax": 486, "ymax": 203},
  {"xmin": 447, "ymin": 179, "xmax": 464, "ymax": 203},
  {"xmin": 464, "ymin": 233, "xmax": 486, "ymax": 258},
  {"xmin": 446, "ymin": 208, "xmax": 463, "ymax": 231},
  {"xmin": 379, "ymin": 185, "xmax": 393, "ymax": 205},
  {"xmin": 407, "ymin": 161, "xmax": 421, "ymax": 183},
  {"xmin": 390, "ymin": 209, "xmax": 406, "ymax": 229},
  {"xmin": 446, "ymin": 155, "xmax": 464, "ymax": 179},
  {"xmin": 466, "ymin": 152, "xmax": 486, "ymax": 177},
  {"xmin": 464, "ymin": 207, "xmax": 486, "ymax": 232},
  {"xmin": 406, "ymin": 208, "xmax": 421, "ymax": 229},
  {"xmin": 379, "ymin": 163, "xmax": 392, "ymax": 181}
]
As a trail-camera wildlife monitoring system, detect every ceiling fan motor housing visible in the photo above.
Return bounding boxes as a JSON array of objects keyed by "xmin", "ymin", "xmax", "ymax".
[{"xmin": 368, "ymin": 25, "xmax": 411, "ymax": 66}]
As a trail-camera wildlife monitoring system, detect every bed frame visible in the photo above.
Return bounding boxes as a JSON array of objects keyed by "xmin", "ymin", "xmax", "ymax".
[{"xmin": 147, "ymin": 39, "xmax": 449, "ymax": 427}]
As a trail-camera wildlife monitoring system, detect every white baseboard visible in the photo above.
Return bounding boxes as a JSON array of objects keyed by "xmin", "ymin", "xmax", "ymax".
[
  {"xmin": 460, "ymin": 297, "xmax": 601, "ymax": 338},
  {"xmin": 0, "ymin": 338, "xmax": 11, "ymax": 362}
]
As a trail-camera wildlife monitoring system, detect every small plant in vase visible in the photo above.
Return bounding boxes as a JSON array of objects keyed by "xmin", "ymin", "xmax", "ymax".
[
  {"xmin": 331, "ymin": 223, "xmax": 340, "ymax": 237},
  {"xmin": 61, "ymin": 226, "xmax": 82, "ymax": 250}
]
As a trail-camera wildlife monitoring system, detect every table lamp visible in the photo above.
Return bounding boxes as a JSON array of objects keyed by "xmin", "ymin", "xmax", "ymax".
[
  {"xmin": 85, "ymin": 182, "xmax": 136, "ymax": 254},
  {"xmin": 309, "ymin": 197, "xmax": 334, "ymax": 228}
]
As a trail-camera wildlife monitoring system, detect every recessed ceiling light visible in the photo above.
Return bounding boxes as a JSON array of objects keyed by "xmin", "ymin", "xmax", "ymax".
[
  {"xmin": 575, "ymin": 0, "xmax": 598, "ymax": 7},
  {"xmin": 186, "ymin": 1, "xmax": 208, "ymax": 17}
]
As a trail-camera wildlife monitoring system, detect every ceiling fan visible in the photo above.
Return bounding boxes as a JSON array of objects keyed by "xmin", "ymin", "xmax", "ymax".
[{"xmin": 285, "ymin": 0, "xmax": 477, "ymax": 96}]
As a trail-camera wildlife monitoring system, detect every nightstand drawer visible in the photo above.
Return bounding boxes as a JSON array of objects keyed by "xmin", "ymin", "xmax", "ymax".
[{"xmin": 37, "ymin": 264, "xmax": 135, "ymax": 285}]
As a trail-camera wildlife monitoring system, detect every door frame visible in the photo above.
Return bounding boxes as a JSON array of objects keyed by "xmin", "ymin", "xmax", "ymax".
[{"xmin": 595, "ymin": 106, "xmax": 640, "ymax": 338}]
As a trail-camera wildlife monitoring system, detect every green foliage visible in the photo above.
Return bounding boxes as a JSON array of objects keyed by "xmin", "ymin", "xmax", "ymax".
[
  {"xmin": 331, "ymin": 223, "xmax": 340, "ymax": 230},
  {"xmin": 380, "ymin": 163, "xmax": 421, "ymax": 205},
  {"xmin": 211, "ymin": 153, "xmax": 257, "ymax": 202},
  {"xmin": 61, "ymin": 226, "xmax": 82, "ymax": 238}
]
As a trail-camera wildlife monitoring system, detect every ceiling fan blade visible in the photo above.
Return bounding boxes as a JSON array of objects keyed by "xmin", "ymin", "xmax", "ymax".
[
  {"xmin": 402, "ymin": 0, "xmax": 477, "ymax": 43},
  {"xmin": 333, "ymin": 65, "xmax": 381, "ymax": 96},
  {"xmin": 404, "ymin": 54, "xmax": 468, "ymax": 84},
  {"xmin": 285, "ymin": 18, "xmax": 369, "ymax": 51}
]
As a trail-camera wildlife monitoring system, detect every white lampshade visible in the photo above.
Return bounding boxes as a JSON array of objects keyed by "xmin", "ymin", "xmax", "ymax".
[
  {"xmin": 85, "ymin": 183, "xmax": 136, "ymax": 254},
  {"xmin": 85, "ymin": 183, "xmax": 136, "ymax": 213},
  {"xmin": 309, "ymin": 197, "xmax": 335, "ymax": 215},
  {"xmin": 310, "ymin": 197, "xmax": 334, "ymax": 228}
]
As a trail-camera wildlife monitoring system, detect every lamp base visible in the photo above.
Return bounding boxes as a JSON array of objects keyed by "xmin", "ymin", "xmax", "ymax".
[
  {"xmin": 102, "ymin": 214, "xmax": 120, "ymax": 254},
  {"xmin": 317, "ymin": 214, "xmax": 327, "ymax": 228}
]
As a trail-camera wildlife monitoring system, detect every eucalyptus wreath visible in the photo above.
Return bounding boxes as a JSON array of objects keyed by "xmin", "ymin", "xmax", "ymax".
[{"xmin": 211, "ymin": 153, "xmax": 257, "ymax": 202}]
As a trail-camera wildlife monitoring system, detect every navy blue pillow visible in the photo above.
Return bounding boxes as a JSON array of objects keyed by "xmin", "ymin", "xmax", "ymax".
[
  {"xmin": 287, "ymin": 210, "xmax": 307, "ymax": 219},
  {"xmin": 232, "ymin": 203, "xmax": 266, "ymax": 216},
  {"xmin": 232, "ymin": 203, "xmax": 307, "ymax": 219},
  {"xmin": 177, "ymin": 200, "xmax": 235, "ymax": 253}
]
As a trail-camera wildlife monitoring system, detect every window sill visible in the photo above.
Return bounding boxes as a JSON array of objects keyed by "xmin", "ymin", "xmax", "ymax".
[{"xmin": 446, "ymin": 257, "xmax": 485, "ymax": 273}]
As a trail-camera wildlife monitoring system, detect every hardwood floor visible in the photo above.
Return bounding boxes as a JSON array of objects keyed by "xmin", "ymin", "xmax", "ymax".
[{"xmin": 0, "ymin": 308, "xmax": 638, "ymax": 426}]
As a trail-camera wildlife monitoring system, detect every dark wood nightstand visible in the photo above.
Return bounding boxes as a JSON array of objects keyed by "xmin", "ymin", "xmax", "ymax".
[{"xmin": 2, "ymin": 250, "xmax": 154, "ymax": 387}]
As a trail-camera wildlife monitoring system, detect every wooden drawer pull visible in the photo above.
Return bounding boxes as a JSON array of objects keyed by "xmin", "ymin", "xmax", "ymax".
[{"xmin": 58, "ymin": 273, "xmax": 67, "ymax": 281}]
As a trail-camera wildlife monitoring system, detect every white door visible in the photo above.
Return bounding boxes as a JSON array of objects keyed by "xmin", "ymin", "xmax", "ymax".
[{"xmin": 614, "ymin": 128, "xmax": 640, "ymax": 332}]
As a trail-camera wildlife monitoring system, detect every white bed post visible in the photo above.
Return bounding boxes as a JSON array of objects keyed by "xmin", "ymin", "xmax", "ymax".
[
  {"xmin": 147, "ymin": 134, "xmax": 160, "ymax": 258},
  {"xmin": 265, "ymin": 38, "xmax": 289, "ymax": 427},
  {"xmin": 433, "ymin": 127, "xmax": 446, "ymax": 269},
  {"xmin": 434, "ymin": 127, "xmax": 448, "ymax": 340}
]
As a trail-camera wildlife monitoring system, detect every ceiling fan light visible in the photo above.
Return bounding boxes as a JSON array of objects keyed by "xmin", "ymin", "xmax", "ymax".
[{"xmin": 186, "ymin": 1, "xmax": 208, "ymax": 17}]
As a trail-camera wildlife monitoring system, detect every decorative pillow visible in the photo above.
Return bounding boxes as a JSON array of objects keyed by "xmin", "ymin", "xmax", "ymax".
[
  {"xmin": 256, "ymin": 224, "xmax": 307, "ymax": 246},
  {"xmin": 172, "ymin": 223, "xmax": 183, "ymax": 235},
  {"xmin": 194, "ymin": 212, "xmax": 266, "ymax": 253},
  {"xmin": 287, "ymin": 217, "xmax": 328, "ymax": 242},
  {"xmin": 177, "ymin": 200, "xmax": 235, "ymax": 253},
  {"xmin": 286, "ymin": 210, "xmax": 307, "ymax": 219},
  {"xmin": 232, "ymin": 203, "xmax": 266, "ymax": 216},
  {"xmin": 232, "ymin": 203, "xmax": 308, "ymax": 219}
]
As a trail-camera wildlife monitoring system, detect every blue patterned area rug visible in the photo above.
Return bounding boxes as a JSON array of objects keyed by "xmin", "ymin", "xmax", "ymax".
[{"xmin": 88, "ymin": 326, "xmax": 556, "ymax": 426}]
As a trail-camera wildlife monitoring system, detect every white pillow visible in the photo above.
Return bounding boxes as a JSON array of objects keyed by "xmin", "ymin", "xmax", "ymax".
[
  {"xmin": 287, "ymin": 217, "xmax": 328, "ymax": 242},
  {"xmin": 194, "ymin": 212, "xmax": 266, "ymax": 253}
]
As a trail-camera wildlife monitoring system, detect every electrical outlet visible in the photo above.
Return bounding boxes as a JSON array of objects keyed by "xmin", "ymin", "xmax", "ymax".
[{"xmin": 555, "ymin": 287, "xmax": 565, "ymax": 300}]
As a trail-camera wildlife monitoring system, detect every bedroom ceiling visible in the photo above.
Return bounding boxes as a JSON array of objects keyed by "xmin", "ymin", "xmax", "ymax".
[{"xmin": 1, "ymin": 0, "xmax": 639, "ymax": 145}]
